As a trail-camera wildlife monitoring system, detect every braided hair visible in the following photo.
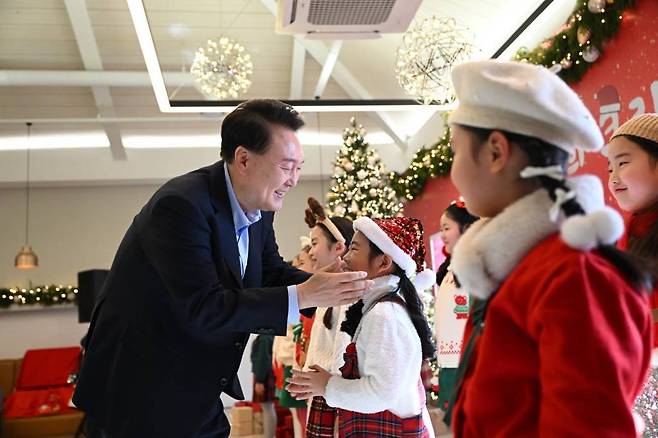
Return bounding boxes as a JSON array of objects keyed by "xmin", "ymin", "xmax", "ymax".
[{"xmin": 461, "ymin": 125, "xmax": 653, "ymax": 291}]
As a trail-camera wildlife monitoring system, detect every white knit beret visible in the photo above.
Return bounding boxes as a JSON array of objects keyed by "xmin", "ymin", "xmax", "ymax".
[{"xmin": 449, "ymin": 60, "xmax": 604, "ymax": 154}]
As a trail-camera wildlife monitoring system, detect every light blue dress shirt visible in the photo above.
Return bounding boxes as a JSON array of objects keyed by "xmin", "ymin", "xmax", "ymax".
[{"xmin": 223, "ymin": 164, "xmax": 300, "ymax": 324}]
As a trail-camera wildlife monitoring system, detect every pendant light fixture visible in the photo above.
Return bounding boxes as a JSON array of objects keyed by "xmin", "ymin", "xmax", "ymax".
[{"xmin": 15, "ymin": 122, "xmax": 38, "ymax": 269}]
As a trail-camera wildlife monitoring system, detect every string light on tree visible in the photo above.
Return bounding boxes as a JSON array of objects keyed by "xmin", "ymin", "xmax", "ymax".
[{"xmin": 326, "ymin": 118, "xmax": 402, "ymax": 219}]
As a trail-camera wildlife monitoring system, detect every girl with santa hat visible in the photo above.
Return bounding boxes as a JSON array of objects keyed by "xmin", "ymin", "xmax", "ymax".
[{"xmin": 287, "ymin": 215, "xmax": 437, "ymax": 437}]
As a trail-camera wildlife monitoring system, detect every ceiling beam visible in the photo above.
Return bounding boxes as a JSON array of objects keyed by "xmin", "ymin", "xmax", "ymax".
[
  {"xmin": 289, "ymin": 40, "xmax": 306, "ymax": 100},
  {"xmin": 64, "ymin": 0, "xmax": 126, "ymax": 160},
  {"xmin": 313, "ymin": 41, "xmax": 342, "ymax": 99},
  {"xmin": 258, "ymin": 0, "xmax": 408, "ymax": 150}
]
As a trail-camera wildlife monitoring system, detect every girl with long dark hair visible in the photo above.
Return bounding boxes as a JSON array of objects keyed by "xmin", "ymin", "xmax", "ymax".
[{"xmin": 288, "ymin": 216, "xmax": 437, "ymax": 437}]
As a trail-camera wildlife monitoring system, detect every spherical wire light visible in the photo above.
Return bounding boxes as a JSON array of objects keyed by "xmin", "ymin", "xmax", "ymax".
[
  {"xmin": 395, "ymin": 16, "xmax": 478, "ymax": 105},
  {"xmin": 190, "ymin": 36, "xmax": 254, "ymax": 99}
]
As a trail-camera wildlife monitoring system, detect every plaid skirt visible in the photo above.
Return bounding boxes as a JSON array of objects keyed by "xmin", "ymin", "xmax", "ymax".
[
  {"xmin": 335, "ymin": 342, "xmax": 429, "ymax": 438},
  {"xmin": 336, "ymin": 409, "xmax": 428, "ymax": 437},
  {"xmin": 306, "ymin": 396, "xmax": 337, "ymax": 437}
]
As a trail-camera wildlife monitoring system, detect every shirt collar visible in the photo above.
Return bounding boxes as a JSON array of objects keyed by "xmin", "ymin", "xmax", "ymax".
[{"xmin": 224, "ymin": 163, "xmax": 261, "ymax": 232}]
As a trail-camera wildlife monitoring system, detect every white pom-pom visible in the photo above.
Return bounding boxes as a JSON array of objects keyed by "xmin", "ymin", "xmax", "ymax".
[
  {"xmin": 413, "ymin": 268, "xmax": 436, "ymax": 291},
  {"xmin": 590, "ymin": 207, "xmax": 624, "ymax": 245},
  {"xmin": 560, "ymin": 207, "xmax": 624, "ymax": 251},
  {"xmin": 560, "ymin": 214, "xmax": 597, "ymax": 251}
]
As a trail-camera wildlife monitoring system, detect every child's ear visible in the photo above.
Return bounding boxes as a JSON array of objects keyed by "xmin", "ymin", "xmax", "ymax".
[
  {"xmin": 376, "ymin": 254, "xmax": 394, "ymax": 276},
  {"xmin": 485, "ymin": 130, "xmax": 511, "ymax": 174},
  {"xmin": 335, "ymin": 241, "xmax": 346, "ymax": 254}
]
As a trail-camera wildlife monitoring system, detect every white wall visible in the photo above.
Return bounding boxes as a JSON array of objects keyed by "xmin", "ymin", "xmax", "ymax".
[
  {"xmin": 0, "ymin": 177, "xmax": 326, "ymax": 408},
  {"xmin": 0, "ymin": 179, "xmax": 325, "ymax": 287}
]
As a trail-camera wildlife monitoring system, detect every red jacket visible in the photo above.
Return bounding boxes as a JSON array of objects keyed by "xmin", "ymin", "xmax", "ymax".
[
  {"xmin": 619, "ymin": 210, "xmax": 658, "ymax": 347},
  {"xmin": 453, "ymin": 234, "xmax": 652, "ymax": 437}
]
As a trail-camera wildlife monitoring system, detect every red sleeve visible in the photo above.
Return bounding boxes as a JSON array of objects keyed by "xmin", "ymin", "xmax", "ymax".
[{"xmin": 529, "ymin": 253, "xmax": 652, "ymax": 437}]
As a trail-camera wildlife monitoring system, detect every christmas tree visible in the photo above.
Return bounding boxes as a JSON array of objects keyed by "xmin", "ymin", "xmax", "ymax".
[{"xmin": 326, "ymin": 118, "xmax": 402, "ymax": 219}]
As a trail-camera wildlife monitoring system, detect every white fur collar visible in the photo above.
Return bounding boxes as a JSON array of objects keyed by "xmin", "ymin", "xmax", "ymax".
[
  {"xmin": 451, "ymin": 175, "xmax": 623, "ymax": 300},
  {"xmin": 362, "ymin": 274, "xmax": 401, "ymax": 311}
]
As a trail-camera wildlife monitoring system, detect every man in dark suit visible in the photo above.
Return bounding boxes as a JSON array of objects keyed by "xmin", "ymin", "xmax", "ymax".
[{"xmin": 73, "ymin": 100, "xmax": 370, "ymax": 437}]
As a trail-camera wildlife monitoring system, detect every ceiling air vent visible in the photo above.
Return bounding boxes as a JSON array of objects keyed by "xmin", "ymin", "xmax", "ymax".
[{"xmin": 276, "ymin": 0, "xmax": 422, "ymax": 39}]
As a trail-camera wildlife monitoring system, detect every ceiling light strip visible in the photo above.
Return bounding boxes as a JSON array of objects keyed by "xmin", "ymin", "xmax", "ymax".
[{"xmin": 126, "ymin": 0, "xmax": 172, "ymax": 112}]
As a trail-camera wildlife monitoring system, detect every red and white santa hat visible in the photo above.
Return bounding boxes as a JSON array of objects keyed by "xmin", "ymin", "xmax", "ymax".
[{"xmin": 353, "ymin": 216, "xmax": 436, "ymax": 290}]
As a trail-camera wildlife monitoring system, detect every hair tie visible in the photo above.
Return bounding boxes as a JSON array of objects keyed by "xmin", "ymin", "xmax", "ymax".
[
  {"xmin": 548, "ymin": 188, "xmax": 576, "ymax": 222},
  {"xmin": 519, "ymin": 165, "xmax": 565, "ymax": 181}
]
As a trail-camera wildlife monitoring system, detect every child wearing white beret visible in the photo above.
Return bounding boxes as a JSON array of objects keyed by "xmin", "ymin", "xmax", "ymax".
[{"xmin": 444, "ymin": 60, "xmax": 652, "ymax": 437}]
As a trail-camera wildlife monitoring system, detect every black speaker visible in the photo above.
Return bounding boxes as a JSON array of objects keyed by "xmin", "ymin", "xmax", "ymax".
[{"xmin": 77, "ymin": 269, "xmax": 109, "ymax": 323}]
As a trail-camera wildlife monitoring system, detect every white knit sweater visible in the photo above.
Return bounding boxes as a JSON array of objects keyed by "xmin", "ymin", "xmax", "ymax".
[
  {"xmin": 324, "ymin": 275, "xmax": 426, "ymax": 419},
  {"xmin": 272, "ymin": 324, "xmax": 296, "ymax": 367},
  {"xmin": 303, "ymin": 306, "xmax": 350, "ymax": 373}
]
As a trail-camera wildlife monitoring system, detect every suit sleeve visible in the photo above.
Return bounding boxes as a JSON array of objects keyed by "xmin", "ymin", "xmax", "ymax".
[
  {"xmin": 138, "ymin": 194, "xmax": 290, "ymax": 341},
  {"xmin": 531, "ymin": 254, "xmax": 652, "ymax": 437},
  {"xmin": 260, "ymin": 212, "xmax": 314, "ymax": 317}
]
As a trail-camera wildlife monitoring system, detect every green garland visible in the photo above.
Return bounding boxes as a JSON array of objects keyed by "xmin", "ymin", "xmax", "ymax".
[
  {"xmin": 0, "ymin": 285, "xmax": 78, "ymax": 309},
  {"xmin": 390, "ymin": 126, "xmax": 452, "ymax": 201},
  {"xmin": 392, "ymin": 0, "xmax": 635, "ymax": 201},
  {"xmin": 515, "ymin": 0, "xmax": 635, "ymax": 83}
]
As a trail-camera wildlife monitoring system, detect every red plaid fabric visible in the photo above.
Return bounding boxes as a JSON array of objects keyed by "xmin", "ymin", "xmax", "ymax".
[
  {"xmin": 337, "ymin": 409, "xmax": 427, "ymax": 437},
  {"xmin": 307, "ymin": 396, "xmax": 337, "ymax": 437},
  {"xmin": 336, "ymin": 342, "xmax": 429, "ymax": 438}
]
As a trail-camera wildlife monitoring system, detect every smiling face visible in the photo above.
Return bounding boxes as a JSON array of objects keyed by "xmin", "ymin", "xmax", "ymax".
[
  {"xmin": 343, "ymin": 231, "xmax": 392, "ymax": 279},
  {"xmin": 439, "ymin": 213, "xmax": 462, "ymax": 255},
  {"xmin": 231, "ymin": 124, "xmax": 304, "ymax": 212},
  {"xmin": 608, "ymin": 136, "xmax": 658, "ymax": 213},
  {"xmin": 308, "ymin": 225, "xmax": 344, "ymax": 270}
]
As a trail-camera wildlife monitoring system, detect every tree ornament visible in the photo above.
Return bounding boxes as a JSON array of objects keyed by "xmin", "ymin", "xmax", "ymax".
[
  {"xmin": 577, "ymin": 26, "xmax": 592, "ymax": 45},
  {"xmin": 582, "ymin": 45, "xmax": 601, "ymax": 62},
  {"xmin": 588, "ymin": 0, "xmax": 606, "ymax": 13},
  {"xmin": 560, "ymin": 58, "xmax": 573, "ymax": 69}
]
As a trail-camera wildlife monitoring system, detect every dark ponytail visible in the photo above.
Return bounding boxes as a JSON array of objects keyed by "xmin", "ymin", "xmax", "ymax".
[
  {"xmin": 393, "ymin": 265, "xmax": 436, "ymax": 360},
  {"xmin": 435, "ymin": 256, "xmax": 451, "ymax": 287},
  {"xmin": 461, "ymin": 125, "xmax": 653, "ymax": 291},
  {"xmin": 341, "ymin": 241, "xmax": 436, "ymax": 360}
]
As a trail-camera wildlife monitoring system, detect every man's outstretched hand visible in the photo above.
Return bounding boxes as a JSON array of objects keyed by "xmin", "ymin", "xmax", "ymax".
[{"xmin": 296, "ymin": 259, "xmax": 372, "ymax": 309}]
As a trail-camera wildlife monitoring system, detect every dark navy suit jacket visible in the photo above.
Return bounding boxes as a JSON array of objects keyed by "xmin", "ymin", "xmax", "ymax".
[{"xmin": 73, "ymin": 161, "xmax": 310, "ymax": 437}]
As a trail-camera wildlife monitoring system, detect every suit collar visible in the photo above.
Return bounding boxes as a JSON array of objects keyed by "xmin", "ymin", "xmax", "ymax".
[
  {"xmin": 209, "ymin": 161, "xmax": 264, "ymax": 288},
  {"xmin": 209, "ymin": 161, "xmax": 242, "ymax": 286}
]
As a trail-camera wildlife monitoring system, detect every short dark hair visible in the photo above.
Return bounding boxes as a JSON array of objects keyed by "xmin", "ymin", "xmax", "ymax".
[
  {"xmin": 444, "ymin": 203, "xmax": 479, "ymax": 234},
  {"xmin": 220, "ymin": 99, "xmax": 305, "ymax": 163},
  {"xmin": 318, "ymin": 217, "xmax": 354, "ymax": 251}
]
